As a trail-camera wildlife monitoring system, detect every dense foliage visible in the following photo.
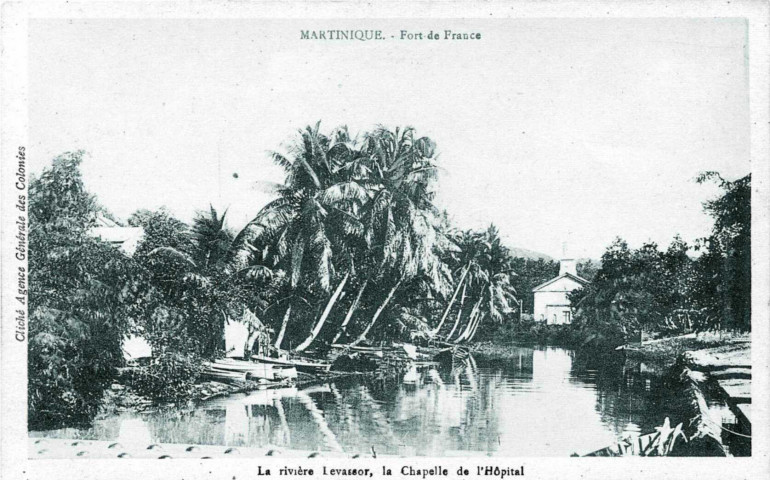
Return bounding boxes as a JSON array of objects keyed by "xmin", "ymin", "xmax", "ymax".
[
  {"xmin": 28, "ymin": 125, "xmax": 751, "ymax": 429},
  {"xmin": 693, "ymin": 173, "xmax": 751, "ymax": 331},
  {"xmin": 28, "ymin": 152, "xmax": 140, "ymax": 429},
  {"xmin": 568, "ymin": 174, "xmax": 751, "ymax": 348},
  {"xmin": 125, "ymin": 350, "xmax": 203, "ymax": 402}
]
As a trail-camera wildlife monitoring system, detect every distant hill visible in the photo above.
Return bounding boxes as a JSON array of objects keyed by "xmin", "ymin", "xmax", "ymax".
[{"xmin": 508, "ymin": 247, "xmax": 554, "ymax": 262}]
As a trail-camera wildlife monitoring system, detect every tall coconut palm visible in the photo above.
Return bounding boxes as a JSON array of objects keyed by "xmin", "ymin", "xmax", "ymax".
[
  {"xmin": 231, "ymin": 124, "xmax": 451, "ymax": 348},
  {"xmin": 230, "ymin": 123, "xmax": 369, "ymax": 350},
  {"xmin": 429, "ymin": 228, "xmax": 490, "ymax": 339},
  {"xmin": 348, "ymin": 126, "xmax": 450, "ymax": 345},
  {"xmin": 452, "ymin": 225, "xmax": 519, "ymax": 343}
]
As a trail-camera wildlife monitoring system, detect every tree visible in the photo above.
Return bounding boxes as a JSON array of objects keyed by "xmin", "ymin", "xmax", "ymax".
[
  {"xmin": 231, "ymin": 123, "xmax": 367, "ymax": 349},
  {"xmin": 231, "ymin": 124, "xmax": 450, "ymax": 349},
  {"xmin": 28, "ymin": 151, "xmax": 139, "ymax": 429},
  {"xmin": 659, "ymin": 235, "xmax": 698, "ymax": 331},
  {"xmin": 191, "ymin": 205, "xmax": 235, "ymax": 269},
  {"xmin": 129, "ymin": 206, "xmax": 252, "ymax": 357},
  {"xmin": 348, "ymin": 126, "xmax": 448, "ymax": 345},
  {"xmin": 568, "ymin": 238, "xmax": 635, "ymax": 347},
  {"xmin": 577, "ymin": 259, "xmax": 600, "ymax": 282},
  {"xmin": 449, "ymin": 226, "xmax": 519, "ymax": 343},
  {"xmin": 693, "ymin": 172, "xmax": 751, "ymax": 331}
]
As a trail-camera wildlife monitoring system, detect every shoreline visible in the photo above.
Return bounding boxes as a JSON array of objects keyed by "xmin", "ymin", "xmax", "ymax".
[
  {"xmin": 95, "ymin": 348, "xmax": 414, "ymax": 420},
  {"xmin": 97, "ymin": 368, "xmax": 370, "ymax": 419},
  {"xmin": 31, "ymin": 336, "xmax": 751, "ymax": 457},
  {"xmin": 623, "ymin": 331, "xmax": 750, "ymax": 368}
]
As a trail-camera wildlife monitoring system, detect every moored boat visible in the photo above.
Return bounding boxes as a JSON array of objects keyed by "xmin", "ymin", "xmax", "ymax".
[
  {"xmin": 205, "ymin": 359, "xmax": 277, "ymax": 381},
  {"xmin": 251, "ymin": 354, "xmax": 332, "ymax": 374},
  {"xmin": 201, "ymin": 369, "xmax": 250, "ymax": 383}
]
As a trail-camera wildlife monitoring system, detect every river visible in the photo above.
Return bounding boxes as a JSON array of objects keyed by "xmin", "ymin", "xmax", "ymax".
[{"xmin": 31, "ymin": 345, "xmax": 690, "ymax": 456}]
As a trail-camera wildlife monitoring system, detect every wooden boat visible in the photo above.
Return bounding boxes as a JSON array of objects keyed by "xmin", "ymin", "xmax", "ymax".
[
  {"xmin": 201, "ymin": 369, "xmax": 250, "ymax": 383},
  {"xmin": 251, "ymin": 354, "xmax": 332, "ymax": 374},
  {"xmin": 214, "ymin": 358, "xmax": 298, "ymax": 381},
  {"xmin": 205, "ymin": 359, "xmax": 276, "ymax": 381}
]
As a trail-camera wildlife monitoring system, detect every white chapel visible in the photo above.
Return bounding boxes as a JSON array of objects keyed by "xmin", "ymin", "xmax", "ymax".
[{"xmin": 532, "ymin": 257, "xmax": 589, "ymax": 325}]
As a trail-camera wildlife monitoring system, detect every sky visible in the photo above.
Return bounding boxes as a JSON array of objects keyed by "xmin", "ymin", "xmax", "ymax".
[{"xmin": 28, "ymin": 18, "xmax": 750, "ymax": 259}]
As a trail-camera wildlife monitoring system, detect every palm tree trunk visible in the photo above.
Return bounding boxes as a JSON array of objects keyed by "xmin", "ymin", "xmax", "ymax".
[
  {"xmin": 351, "ymin": 277, "xmax": 403, "ymax": 346},
  {"xmin": 274, "ymin": 305, "xmax": 292, "ymax": 349},
  {"xmin": 332, "ymin": 278, "xmax": 369, "ymax": 344},
  {"xmin": 296, "ymin": 273, "xmax": 350, "ymax": 352},
  {"xmin": 455, "ymin": 296, "xmax": 483, "ymax": 343},
  {"xmin": 465, "ymin": 312, "xmax": 486, "ymax": 343},
  {"xmin": 430, "ymin": 264, "xmax": 470, "ymax": 336},
  {"xmin": 445, "ymin": 282, "xmax": 467, "ymax": 341},
  {"xmin": 455, "ymin": 309, "xmax": 477, "ymax": 344}
]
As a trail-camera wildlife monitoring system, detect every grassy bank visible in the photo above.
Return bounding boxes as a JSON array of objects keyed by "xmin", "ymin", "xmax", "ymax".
[
  {"xmin": 624, "ymin": 331, "xmax": 750, "ymax": 368},
  {"xmin": 475, "ymin": 317, "xmax": 627, "ymax": 353},
  {"xmin": 476, "ymin": 320, "xmax": 588, "ymax": 348}
]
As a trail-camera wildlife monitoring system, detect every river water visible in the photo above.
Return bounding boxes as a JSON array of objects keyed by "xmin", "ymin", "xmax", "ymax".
[{"xmin": 31, "ymin": 345, "xmax": 687, "ymax": 457}]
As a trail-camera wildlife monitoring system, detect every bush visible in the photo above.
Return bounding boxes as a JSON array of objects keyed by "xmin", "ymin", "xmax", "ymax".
[
  {"xmin": 28, "ymin": 308, "xmax": 121, "ymax": 429},
  {"xmin": 479, "ymin": 316, "xmax": 625, "ymax": 350},
  {"xmin": 126, "ymin": 350, "xmax": 202, "ymax": 402}
]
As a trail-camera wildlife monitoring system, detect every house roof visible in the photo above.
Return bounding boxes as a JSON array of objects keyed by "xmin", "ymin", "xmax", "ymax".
[
  {"xmin": 531, "ymin": 272, "xmax": 590, "ymax": 292},
  {"xmin": 90, "ymin": 226, "xmax": 143, "ymax": 243},
  {"xmin": 89, "ymin": 214, "xmax": 144, "ymax": 255}
]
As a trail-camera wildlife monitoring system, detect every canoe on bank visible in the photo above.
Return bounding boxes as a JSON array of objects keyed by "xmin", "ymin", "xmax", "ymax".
[
  {"xmin": 202, "ymin": 369, "xmax": 252, "ymax": 383},
  {"xmin": 213, "ymin": 358, "xmax": 299, "ymax": 380},
  {"xmin": 251, "ymin": 355, "xmax": 332, "ymax": 374},
  {"xmin": 204, "ymin": 362, "xmax": 275, "ymax": 381},
  {"xmin": 204, "ymin": 359, "xmax": 298, "ymax": 382}
]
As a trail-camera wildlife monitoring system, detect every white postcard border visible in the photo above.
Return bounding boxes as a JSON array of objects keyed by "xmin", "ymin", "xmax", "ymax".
[{"xmin": 2, "ymin": 1, "xmax": 768, "ymax": 479}]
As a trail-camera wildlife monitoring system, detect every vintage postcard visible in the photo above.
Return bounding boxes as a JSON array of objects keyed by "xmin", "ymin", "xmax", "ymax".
[{"xmin": 1, "ymin": 1, "xmax": 768, "ymax": 479}]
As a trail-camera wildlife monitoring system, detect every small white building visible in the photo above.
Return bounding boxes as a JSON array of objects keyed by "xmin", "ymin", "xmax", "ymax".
[
  {"xmin": 89, "ymin": 214, "xmax": 144, "ymax": 256},
  {"xmin": 532, "ymin": 258, "xmax": 589, "ymax": 325}
]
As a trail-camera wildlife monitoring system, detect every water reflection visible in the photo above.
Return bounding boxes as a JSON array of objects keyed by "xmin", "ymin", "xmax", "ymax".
[{"xmin": 31, "ymin": 346, "xmax": 683, "ymax": 456}]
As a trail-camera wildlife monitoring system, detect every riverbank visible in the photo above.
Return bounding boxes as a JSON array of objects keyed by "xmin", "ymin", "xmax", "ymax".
[
  {"xmin": 97, "ymin": 347, "xmax": 414, "ymax": 419},
  {"xmin": 31, "ymin": 343, "xmax": 671, "ymax": 457},
  {"xmin": 623, "ymin": 331, "xmax": 750, "ymax": 368},
  {"xmin": 663, "ymin": 337, "xmax": 752, "ymax": 456},
  {"xmin": 99, "ymin": 368, "xmax": 368, "ymax": 418}
]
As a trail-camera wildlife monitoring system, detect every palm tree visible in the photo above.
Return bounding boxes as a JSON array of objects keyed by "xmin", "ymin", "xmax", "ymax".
[
  {"xmin": 230, "ymin": 123, "xmax": 368, "ymax": 351},
  {"xmin": 453, "ymin": 225, "xmax": 519, "ymax": 343},
  {"xmin": 429, "ymin": 229, "xmax": 487, "ymax": 339},
  {"xmin": 130, "ymin": 206, "xmax": 252, "ymax": 357},
  {"xmin": 191, "ymin": 205, "xmax": 234, "ymax": 270},
  {"xmin": 231, "ymin": 124, "xmax": 451, "ymax": 348},
  {"xmin": 347, "ymin": 126, "xmax": 449, "ymax": 345}
]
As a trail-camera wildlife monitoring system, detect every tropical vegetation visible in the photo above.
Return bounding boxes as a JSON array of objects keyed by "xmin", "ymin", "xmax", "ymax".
[
  {"xmin": 568, "ymin": 173, "xmax": 751, "ymax": 348},
  {"xmin": 27, "ymin": 125, "xmax": 751, "ymax": 429}
]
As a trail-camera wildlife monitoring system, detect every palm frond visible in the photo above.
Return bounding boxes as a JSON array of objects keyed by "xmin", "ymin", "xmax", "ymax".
[{"xmin": 269, "ymin": 151, "xmax": 294, "ymax": 172}]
